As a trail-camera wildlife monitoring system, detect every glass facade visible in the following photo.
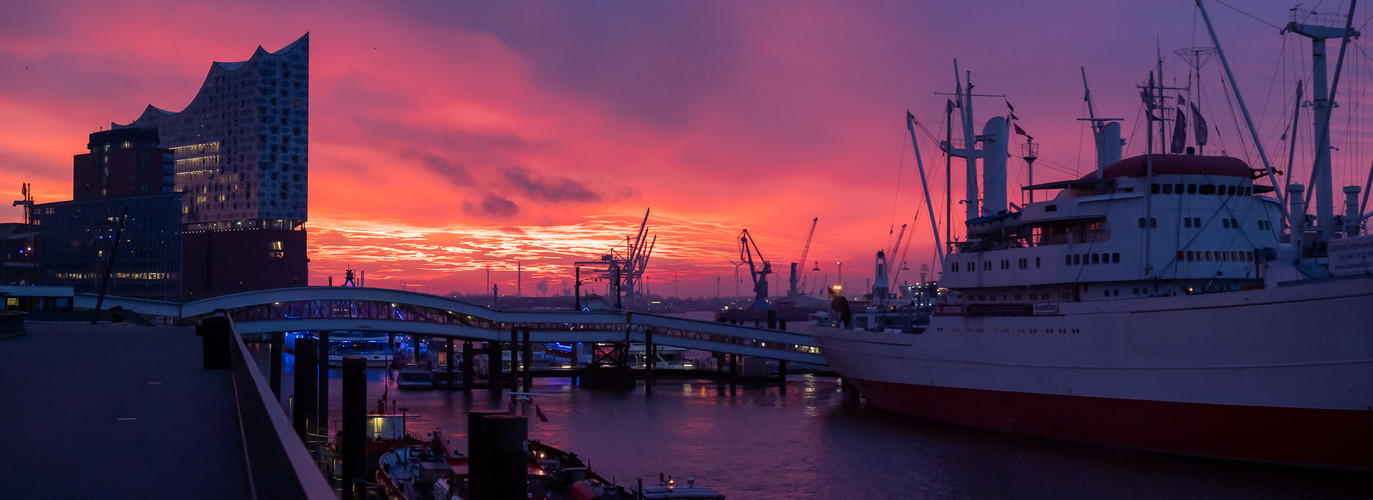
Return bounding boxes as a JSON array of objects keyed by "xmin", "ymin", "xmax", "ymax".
[{"xmin": 30, "ymin": 193, "xmax": 183, "ymax": 300}]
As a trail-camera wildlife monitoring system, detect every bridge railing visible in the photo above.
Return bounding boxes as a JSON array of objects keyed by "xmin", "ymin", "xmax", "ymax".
[{"xmin": 208, "ymin": 313, "xmax": 335, "ymax": 500}]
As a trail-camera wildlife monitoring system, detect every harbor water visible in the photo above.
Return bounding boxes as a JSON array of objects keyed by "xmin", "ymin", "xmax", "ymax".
[{"xmin": 256, "ymin": 347, "xmax": 1370, "ymax": 499}]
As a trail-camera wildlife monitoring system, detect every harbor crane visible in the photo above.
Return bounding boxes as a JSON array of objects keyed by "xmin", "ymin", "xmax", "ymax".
[
  {"xmin": 788, "ymin": 217, "xmax": 818, "ymax": 297},
  {"xmin": 737, "ymin": 229, "xmax": 772, "ymax": 309},
  {"xmin": 574, "ymin": 208, "xmax": 655, "ymax": 309}
]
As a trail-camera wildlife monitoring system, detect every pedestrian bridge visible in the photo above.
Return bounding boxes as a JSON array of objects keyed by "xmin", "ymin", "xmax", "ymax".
[{"xmin": 73, "ymin": 286, "xmax": 825, "ymax": 364}]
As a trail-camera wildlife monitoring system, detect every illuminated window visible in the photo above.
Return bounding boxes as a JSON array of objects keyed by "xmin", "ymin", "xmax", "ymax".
[{"xmin": 269, "ymin": 241, "xmax": 283, "ymax": 251}]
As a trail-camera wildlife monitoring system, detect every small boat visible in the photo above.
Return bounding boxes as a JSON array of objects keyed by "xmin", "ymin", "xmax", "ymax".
[
  {"xmin": 377, "ymin": 429, "xmax": 469, "ymax": 500},
  {"xmin": 396, "ymin": 363, "xmax": 435, "ymax": 390},
  {"xmin": 527, "ymin": 440, "xmax": 634, "ymax": 500},
  {"xmin": 328, "ymin": 331, "xmax": 393, "ymax": 367},
  {"xmin": 626, "ymin": 344, "xmax": 696, "ymax": 370},
  {"xmin": 430, "ymin": 363, "xmax": 465, "ymax": 389},
  {"xmin": 636, "ymin": 474, "xmax": 725, "ymax": 500}
]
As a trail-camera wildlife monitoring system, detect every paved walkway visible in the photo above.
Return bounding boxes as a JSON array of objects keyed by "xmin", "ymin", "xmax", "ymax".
[{"xmin": 0, "ymin": 322, "xmax": 249, "ymax": 499}]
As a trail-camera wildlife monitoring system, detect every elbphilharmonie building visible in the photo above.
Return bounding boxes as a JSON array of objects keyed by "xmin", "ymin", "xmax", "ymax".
[{"xmin": 115, "ymin": 34, "xmax": 310, "ymax": 296}]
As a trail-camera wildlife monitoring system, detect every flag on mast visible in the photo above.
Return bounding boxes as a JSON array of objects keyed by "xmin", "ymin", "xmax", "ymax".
[
  {"xmin": 1170, "ymin": 107, "xmax": 1187, "ymax": 154},
  {"xmin": 1190, "ymin": 103, "xmax": 1208, "ymax": 147}
]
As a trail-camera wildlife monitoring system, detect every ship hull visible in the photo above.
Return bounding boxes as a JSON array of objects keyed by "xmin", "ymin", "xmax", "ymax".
[{"xmin": 812, "ymin": 275, "xmax": 1373, "ymax": 469}]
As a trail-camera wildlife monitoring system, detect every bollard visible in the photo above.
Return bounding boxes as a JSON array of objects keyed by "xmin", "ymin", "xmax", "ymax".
[
  {"xmin": 341, "ymin": 356, "xmax": 367, "ymax": 500},
  {"xmin": 293, "ymin": 338, "xmax": 318, "ymax": 441},
  {"xmin": 198, "ymin": 316, "xmax": 231, "ymax": 370}
]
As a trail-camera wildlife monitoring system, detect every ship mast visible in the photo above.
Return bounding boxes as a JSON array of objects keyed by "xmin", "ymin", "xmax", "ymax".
[{"xmin": 1284, "ymin": 6, "xmax": 1360, "ymax": 242}]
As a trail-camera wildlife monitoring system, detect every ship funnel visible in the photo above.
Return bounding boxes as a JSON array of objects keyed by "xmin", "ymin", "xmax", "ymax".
[
  {"xmin": 1290, "ymin": 184, "xmax": 1307, "ymax": 256},
  {"xmin": 1094, "ymin": 121, "xmax": 1123, "ymax": 172},
  {"xmin": 1344, "ymin": 186, "xmax": 1361, "ymax": 236},
  {"xmin": 981, "ymin": 116, "xmax": 1009, "ymax": 216},
  {"xmin": 873, "ymin": 250, "xmax": 890, "ymax": 307}
]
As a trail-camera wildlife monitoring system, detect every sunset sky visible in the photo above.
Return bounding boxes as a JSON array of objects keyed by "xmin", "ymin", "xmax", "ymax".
[{"xmin": 3, "ymin": 0, "xmax": 1369, "ymax": 298}]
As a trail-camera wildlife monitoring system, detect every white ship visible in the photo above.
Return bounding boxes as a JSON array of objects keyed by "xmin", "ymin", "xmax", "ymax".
[{"xmin": 812, "ymin": 5, "xmax": 1373, "ymax": 469}]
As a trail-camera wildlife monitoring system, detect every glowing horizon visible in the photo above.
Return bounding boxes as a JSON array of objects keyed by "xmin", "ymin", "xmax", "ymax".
[{"xmin": 2, "ymin": 0, "xmax": 1368, "ymax": 298}]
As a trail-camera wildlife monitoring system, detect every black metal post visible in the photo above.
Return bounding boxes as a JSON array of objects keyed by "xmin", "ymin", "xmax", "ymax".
[
  {"xmin": 446, "ymin": 338, "xmax": 456, "ymax": 390},
  {"xmin": 293, "ymin": 337, "xmax": 318, "ymax": 440},
  {"xmin": 486, "ymin": 415, "xmax": 529, "ymax": 499},
  {"xmin": 574, "ymin": 267, "xmax": 581, "ymax": 311},
  {"xmin": 462, "ymin": 340, "xmax": 475, "ymax": 393},
  {"xmin": 317, "ymin": 330, "xmax": 330, "ymax": 436},
  {"xmin": 509, "ymin": 327, "xmax": 519, "ymax": 390},
  {"xmin": 467, "ymin": 410, "xmax": 510, "ymax": 500},
  {"xmin": 522, "ymin": 328, "xmax": 533, "ymax": 393},
  {"xmin": 340, "ymin": 356, "xmax": 366, "ymax": 500},
  {"xmin": 270, "ymin": 332, "xmax": 283, "ymax": 398},
  {"xmin": 729, "ymin": 353, "xmax": 738, "ymax": 395},
  {"xmin": 488, "ymin": 341, "xmax": 503, "ymax": 394},
  {"xmin": 777, "ymin": 359, "xmax": 788, "ymax": 395},
  {"xmin": 767, "ymin": 309, "xmax": 777, "ymax": 329},
  {"xmin": 645, "ymin": 329, "xmax": 654, "ymax": 394}
]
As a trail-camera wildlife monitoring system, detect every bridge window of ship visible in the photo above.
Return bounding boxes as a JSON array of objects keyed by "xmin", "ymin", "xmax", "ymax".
[
  {"xmin": 1187, "ymin": 184, "xmax": 1198, "ymax": 194},
  {"xmin": 1161, "ymin": 184, "xmax": 1173, "ymax": 194},
  {"xmin": 1201, "ymin": 184, "xmax": 1216, "ymax": 195}
]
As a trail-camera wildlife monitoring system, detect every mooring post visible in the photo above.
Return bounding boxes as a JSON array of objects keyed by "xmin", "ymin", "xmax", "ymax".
[
  {"xmin": 487, "ymin": 414, "xmax": 529, "ymax": 499},
  {"xmin": 340, "ymin": 356, "xmax": 366, "ymax": 500},
  {"xmin": 446, "ymin": 338, "xmax": 456, "ymax": 390},
  {"xmin": 488, "ymin": 340, "xmax": 503, "ymax": 394},
  {"xmin": 729, "ymin": 353, "xmax": 739, "ymax": 395},
  {"xmin": 317, "ymin": 330, "xmax": 330, "ymax": 436},
  {"xmin": 269, "ymin": 331, "xmax": 283, "ymax": 398},
  {"xmin": 462, "ymin": 340, "xmax": 475, "ymax": 393},
  {"xmin": 509, "ymin": 327, "xmax": 519, "ymax": 390},
  {"xmin": 644, "ymin": 329, "xmax": 655, "ymax": 394},
  {"xmin": 522, "ymin": 328, "xmax": 533, "ymax": 393},
  {"xmin": 293, "ymin": 337, "xmax": 318, "ymax": 441},
  {"xmin": 777, "ymin": 360, "xmax": 788, "ymax": 395},
  {"xmin": 467, "ymin": 410, "xmax": 513, "ymax": 500}
]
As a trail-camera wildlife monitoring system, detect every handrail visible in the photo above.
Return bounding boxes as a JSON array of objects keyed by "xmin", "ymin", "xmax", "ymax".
[{"xmin": 213, "ymin": 313, "xmax": 336, "ymax": 500}]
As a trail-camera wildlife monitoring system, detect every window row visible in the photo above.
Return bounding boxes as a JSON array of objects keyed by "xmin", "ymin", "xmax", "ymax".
[
  {"xmin": 1177, "ymin": 250, "xmax": 1254, "ymax": 262},
  {"xmin": 1151, "ymin": 183, "xmax": 1252, "ymax": 196},
  {"xmin": 1066, "ymin": 252, "xmax": 1121, "ymax": 265}
]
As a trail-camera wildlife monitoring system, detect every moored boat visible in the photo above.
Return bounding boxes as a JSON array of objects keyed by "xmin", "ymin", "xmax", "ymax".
[
  {"xmin": 811, "ymin": 4, "xmax": 1373, "ymax": 470},
  {"xmin": 396, "ymin": 363, "xmax": 435, "ymax": 390}
]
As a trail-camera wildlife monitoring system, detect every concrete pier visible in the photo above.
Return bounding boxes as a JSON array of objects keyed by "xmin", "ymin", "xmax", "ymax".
[{"xmin": 0, "ymin": 323, "xmax": 248, "ymax": 498}]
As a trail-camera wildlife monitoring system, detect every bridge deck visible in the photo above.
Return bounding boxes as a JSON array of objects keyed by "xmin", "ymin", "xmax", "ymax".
[{"xmin": 0, "ymin": 323, "xmax": 249, "ymax": 499}]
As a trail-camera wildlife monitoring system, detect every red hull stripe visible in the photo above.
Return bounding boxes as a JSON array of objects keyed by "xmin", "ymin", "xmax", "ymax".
[{"xmin": 851, "ymin": 378, "xmax": 1373, "ymax": 470}]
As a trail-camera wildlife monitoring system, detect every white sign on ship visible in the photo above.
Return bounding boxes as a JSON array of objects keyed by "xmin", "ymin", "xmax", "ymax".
[{"xmin": 1328, "ymin": 234, "xmax": 1373, "ymax": 275}]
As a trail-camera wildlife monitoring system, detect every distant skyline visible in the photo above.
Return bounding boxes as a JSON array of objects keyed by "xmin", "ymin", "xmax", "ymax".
[{"xmin": 3, "ymin": 0, "xmax": 1368, "ymax": 297}]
